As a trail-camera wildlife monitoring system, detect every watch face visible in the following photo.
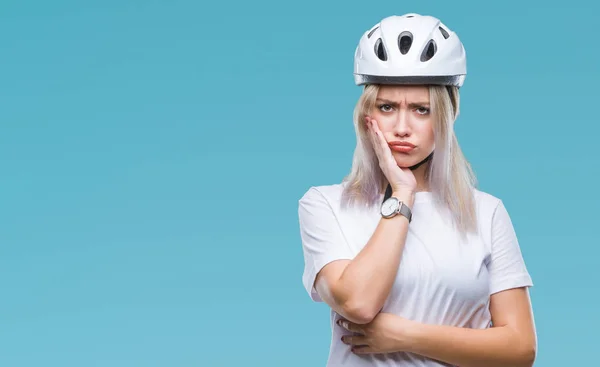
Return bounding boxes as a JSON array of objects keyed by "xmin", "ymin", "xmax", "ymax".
[{"xmin": 381, "ymin": 197, "xmax": 398, "ymax": 217}]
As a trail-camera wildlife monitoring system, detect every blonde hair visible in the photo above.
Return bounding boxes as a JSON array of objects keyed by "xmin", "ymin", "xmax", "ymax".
[{"xmin": 340, "ymin": 84, "xmax": 478, "ymax": 236}]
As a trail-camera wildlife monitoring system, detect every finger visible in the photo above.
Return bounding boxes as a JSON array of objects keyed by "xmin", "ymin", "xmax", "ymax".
[
  {"xmin": 364, "ymin": 116, "xmax": 371, "ymax": 133},
  {"xmin": 365, "ymin": 117, "xmax": 378, "ymax": 142},
  {"xmin": 365, "ymin": 117, "xmax": 382, "ymax": 147},
  {"xmin": 336, "ymin": 319, "xmax": 363, "ymax": 333},
  {"xmin": 341, "ymin": 335, "xmax": 368, "ymax": 347},
  {"xmin": 369, "ymin": 119, "xmax": 395, "ymax": 161},
  {"xmin": 370, "ymin": 119, "xmax": 389, "ymax": 149},
  {"xmin": 369, "ymin": 117, "xmax": 381, "ymax": 133}
]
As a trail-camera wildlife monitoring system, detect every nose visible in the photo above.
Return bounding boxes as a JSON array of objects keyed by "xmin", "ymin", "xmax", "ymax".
[{"xmin": 393, "ymin": 110, "xmax": 411, "ymax": 137}]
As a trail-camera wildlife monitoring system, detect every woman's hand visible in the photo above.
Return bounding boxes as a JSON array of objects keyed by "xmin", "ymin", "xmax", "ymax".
[
  {"xmin": 365, "ymin": 116, "xmax": 417, "ymax": 196},
  {"xmin": 338, "ymin": 313, "xmax": 417, "ymax": 355}
]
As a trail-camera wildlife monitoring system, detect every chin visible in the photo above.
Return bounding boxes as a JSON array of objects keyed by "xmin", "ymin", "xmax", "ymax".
[
  {"xmin": 393, "ymin": 156, "xmax": 415, "ymax": 168},
  {"xmin": 394, "ymin": 156, "xmax": 427, "ymax": 168},
  {"xmin": 392, "ymin": 150, "xmax": 433, "ymax": 168}
]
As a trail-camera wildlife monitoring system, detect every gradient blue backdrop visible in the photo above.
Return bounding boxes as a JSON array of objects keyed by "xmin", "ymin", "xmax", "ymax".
[{"xmin": 1, "ymin": 1, "xmax": 597, "ymax": 366}]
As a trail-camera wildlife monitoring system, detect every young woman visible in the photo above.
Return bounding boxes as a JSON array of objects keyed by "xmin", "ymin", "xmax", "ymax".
[{"xmin": 298, "ymin": 13, "xmax": 537, "ymax": 367}]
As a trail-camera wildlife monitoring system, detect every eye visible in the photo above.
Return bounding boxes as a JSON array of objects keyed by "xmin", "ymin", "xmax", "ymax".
[
  {"xmin": 378, "ymin": 104, "xmax": 394, "ymax": 112},
  {"xmin": 415, "ymin": 107, "xmax": 430, "ymax": 115}
]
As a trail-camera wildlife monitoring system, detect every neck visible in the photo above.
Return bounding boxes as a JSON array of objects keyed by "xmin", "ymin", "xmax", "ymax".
[{"xmin": 412, "ymin": 162, "xmax": 430, "ymax": 192}]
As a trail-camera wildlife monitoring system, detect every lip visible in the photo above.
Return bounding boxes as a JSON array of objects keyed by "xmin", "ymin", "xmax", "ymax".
[
  {"xmin": 388, "ymin": 141, "xmax": 416, "ymax": 148},
  {"xmin": 388, "ymin": 141, "xmax": 416, "ymax": 153}
]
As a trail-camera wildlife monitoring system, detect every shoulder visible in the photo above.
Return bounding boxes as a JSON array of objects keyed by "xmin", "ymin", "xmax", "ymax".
[
  {"xmin": 297, "ymin": 183, "xmax": 348, "ymax": 232},
  {"xmin": 473, "ymin": 188, "xmax": 502, "ymax": 209},
  {"xmin": 472, "ymin": 188, "xmax": 511, "ymax": 225},
  {"xmin": 298, "ymin": 182, "xmax": 346, "ymax": 207}
]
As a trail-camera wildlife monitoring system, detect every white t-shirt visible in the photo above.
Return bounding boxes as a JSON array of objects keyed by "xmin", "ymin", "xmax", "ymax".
[{"xmin": 298, "ymin": 182, "xmax": 533, "ymax": 367}]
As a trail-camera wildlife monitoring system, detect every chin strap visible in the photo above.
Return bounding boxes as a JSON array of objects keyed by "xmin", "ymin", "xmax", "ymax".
[
  {"xmin": 383, "ymin": 184, "xmax": 393, "ymax": 203},
  {"xmin": 409, "ymin": 151, "xmax": 433, "ymax": 171}
]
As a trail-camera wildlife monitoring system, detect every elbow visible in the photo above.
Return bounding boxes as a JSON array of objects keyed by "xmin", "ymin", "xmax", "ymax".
[
  {"xmin": 517, "ymin": 341, "xmax": 537, "ymax": 367},
  {"xmin": 523, "ymin": 346, "xmax": 537, "ymax": 367},
  {"xmin": 341, "ymin": 300, "xmax": 379, "ymax": 324}
]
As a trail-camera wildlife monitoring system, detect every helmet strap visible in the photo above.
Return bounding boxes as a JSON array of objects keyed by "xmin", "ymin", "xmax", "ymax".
[{"xmin": 408, "ymin": 151, "xmax": 433, "ymax": 171}]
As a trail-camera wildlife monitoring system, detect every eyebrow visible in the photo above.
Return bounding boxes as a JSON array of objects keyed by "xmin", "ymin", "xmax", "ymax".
[{"xmin": 376, "ymin": 98, "xmax": 430, "ymax": 107}]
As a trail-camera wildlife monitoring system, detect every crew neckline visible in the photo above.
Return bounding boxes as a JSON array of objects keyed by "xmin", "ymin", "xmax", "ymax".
[{"xmin": 378, "ymin": 190, "xmax": 433, "ymax": 204}]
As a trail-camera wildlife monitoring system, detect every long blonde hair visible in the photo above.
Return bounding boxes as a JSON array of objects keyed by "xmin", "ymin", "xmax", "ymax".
[{"xmin": 340, "ymin": 84, "xmax": 478, "ymax": 236}]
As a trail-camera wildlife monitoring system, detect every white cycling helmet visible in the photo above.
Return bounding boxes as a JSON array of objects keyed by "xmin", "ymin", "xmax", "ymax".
[{"xmin": 354, "ymin": 13, "xmax": 466, "ymax": 87}]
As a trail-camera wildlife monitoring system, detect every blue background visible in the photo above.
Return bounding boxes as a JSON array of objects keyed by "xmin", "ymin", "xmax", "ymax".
[{"xmin": 1, "ymin": 0, "xmax": 597, "ymax": 366}]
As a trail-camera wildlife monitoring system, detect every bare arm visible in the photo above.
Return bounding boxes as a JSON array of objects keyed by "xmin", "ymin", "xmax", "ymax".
[
  {"xmin": 314, "ymin": 190, "xmax": 414, "ymax": 324},
  {"xmin": 404, "ymin": 287, "xmax": 537, "ymax": 367},
  {"xmin": 339, "ymin": 287, "xmax": 536, "ymax": 367}
]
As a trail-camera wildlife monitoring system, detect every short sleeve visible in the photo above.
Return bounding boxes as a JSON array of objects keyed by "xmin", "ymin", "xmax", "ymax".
[
  {"xmin": 488, "ymin": 200, "xmax": 533, "ymax": 295},
  {"xmin": 298, "ymin": 187, "xmax": 354, "ymax": 302}
]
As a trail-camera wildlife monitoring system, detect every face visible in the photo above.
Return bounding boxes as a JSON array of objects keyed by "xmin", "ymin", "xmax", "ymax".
[{"xmin": 369, "ymin": 85, "xmax": 435, "ymax": 169}]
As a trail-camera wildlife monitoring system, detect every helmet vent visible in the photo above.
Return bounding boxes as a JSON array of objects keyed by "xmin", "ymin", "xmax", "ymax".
[
  {"xmin": 439, "ymin": 26, "xmax": 450, "ymax": 39},
  {"xmin": 420, "ymin": 39, "xmax": 437, "ymax": 62},
  {"xmin": 374, "ymin": 38, "xmax": 387, "ymax": 61},
  {"xmin": 398, "ymin": 32, "xmax": 413, "ymax": 55},
  {"xmin": 367, "ymin": 26, "xmax": 379, "ymax": 39}
]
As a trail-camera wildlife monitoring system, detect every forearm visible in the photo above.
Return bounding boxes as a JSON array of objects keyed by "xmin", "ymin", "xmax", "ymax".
[
  {"xmin": 405, "ymin": 322, "xmax": 536, "ymax": 367},
  {"xmin": 336, "ymin": 192, "xmax": 414, "ymax": 322}
]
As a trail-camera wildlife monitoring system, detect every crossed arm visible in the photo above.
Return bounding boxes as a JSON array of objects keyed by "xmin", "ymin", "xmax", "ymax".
[
  {"xmin": 314, "ymin": 249, "xmax": 536, "ymax": 365},
  {"xmin": 336, "ymin": 286, "xmax": 537, "ymax": 367}
]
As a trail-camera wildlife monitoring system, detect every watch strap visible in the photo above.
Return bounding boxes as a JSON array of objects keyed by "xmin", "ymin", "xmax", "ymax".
[{"xmin": 397, "ymin": 201, "xmax": 412, "ymax": 223}]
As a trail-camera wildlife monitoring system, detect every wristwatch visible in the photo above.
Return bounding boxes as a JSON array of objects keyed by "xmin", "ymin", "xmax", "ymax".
[{"xmin": 380, "ymin": 196, "xmax": 412, "ymax": 222}]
